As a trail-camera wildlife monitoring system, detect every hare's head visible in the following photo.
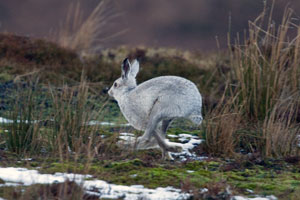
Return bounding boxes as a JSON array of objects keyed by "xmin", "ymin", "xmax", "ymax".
[{"xmin": 108, "ymin": 58, "xmax": 139, "ymax": 100}]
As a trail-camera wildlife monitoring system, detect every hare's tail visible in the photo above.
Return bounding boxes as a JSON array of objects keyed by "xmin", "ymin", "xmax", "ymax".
[{"xmin": 189, "ymin": 114, "xmax": 203, "ymax": 126}]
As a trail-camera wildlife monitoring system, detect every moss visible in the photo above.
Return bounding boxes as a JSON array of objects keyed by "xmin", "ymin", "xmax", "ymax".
[
  {"xmin": 236, "ymin": 182, "xmax": 258, "ymax": 190},
  {"xmin": 30, "ymin": 161, "xmax": 39, "ymax": 167},
  {"xmin": 41, "ymin": 162, "xmax": 85, "ymax": 174},
  {"xmin": 167, "ymin": 127, "xmax": 200, "ymax": 136},
  {"xmin": 228, "ymin": 173, "xmax": 247, "ymax": 181},
  {"xmin": 2, "ymin": 155, "xmax": 300, "ymax": 199},
  {"xmin": 0, "ymin": 72, "xmax": 12, "ymax": 82},
  {"xmin": 104, "ymin": 159, "xmax": 145, "ymax": 172}
]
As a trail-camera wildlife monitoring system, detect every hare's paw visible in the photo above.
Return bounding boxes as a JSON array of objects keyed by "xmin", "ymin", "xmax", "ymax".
[
  {"xmin": 136, "ymin": 136, "xmax": 159, "ymax": 150},
  {"xmin": 167, "ymin": 144, "xmax": 183, "ymax": 153},
  {"xmin": 162, "ymin": 152, "xmax": 174, "ymax": 161}
]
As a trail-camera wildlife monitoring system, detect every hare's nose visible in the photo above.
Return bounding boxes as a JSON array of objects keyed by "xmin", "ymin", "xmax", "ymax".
[{"xmin": 102, "ymin": 87, "xmax": 109, "ymax": 94}]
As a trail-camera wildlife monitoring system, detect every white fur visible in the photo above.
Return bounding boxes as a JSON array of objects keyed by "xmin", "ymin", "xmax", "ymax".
[{"xmin": 108, "ymin": 58, "xmax": 203, "ymax": 160}]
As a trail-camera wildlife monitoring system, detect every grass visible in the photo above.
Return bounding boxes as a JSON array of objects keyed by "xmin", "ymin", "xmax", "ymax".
[
  {"xmin": 55, "ymin": 0, "xmax": 123, "ymax": 56},
  {"xmin": 1, "ymin": 156, "xmax": 300, "ymax": 199},
  {"xmin": 0, "ymin": 1, "xmax": 300, "ymax": 199},
  {"xmin": 229, "ymin": 5, "xmax": 300, "ymax": 120},
  {"xmin": 2, "ymin": 77, "xmax": 44, "ymax": 154}
]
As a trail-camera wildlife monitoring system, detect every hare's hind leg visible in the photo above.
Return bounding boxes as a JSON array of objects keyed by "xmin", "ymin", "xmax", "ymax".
[
  {"xmin": 137, "ymin": 113, "xmax": 164, "ymax": 148},
  {"xmin": 138, "ymin": 115, "xmax": 180, "ymax": 160},
  {"xmin": 161, "ymin": 119, "xmax": 172, "ymax": 137},
  {"xmin": 134, "ymin": 119, "xmax": 173, "ymax": 151}
]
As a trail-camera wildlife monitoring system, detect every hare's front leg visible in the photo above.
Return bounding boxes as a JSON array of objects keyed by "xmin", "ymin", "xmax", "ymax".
[
  {"xmin": 137, "ymin": 113, "xmax": 164, "ymax": 147},
  {"xmin": 137, "ymin": 114, "xmax": 181, "ymax": 160},
  {"xmin": 133, "ymin": 119, "xmax": 172, "ymax": 150}
]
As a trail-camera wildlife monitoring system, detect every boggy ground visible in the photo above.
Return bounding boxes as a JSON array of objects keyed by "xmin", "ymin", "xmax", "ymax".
[
  {"xmin": 0, "ymin": 33, "xmax": 299, "ymax": 199},
  {"xmin": 0, "ymin": 136, "xmax": 300, "ymax": 200}
]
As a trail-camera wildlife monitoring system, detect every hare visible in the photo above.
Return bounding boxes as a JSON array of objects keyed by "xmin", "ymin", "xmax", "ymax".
[{"xmin": 108, "ymin": 58, "xmax": 203, "ymax": 160}]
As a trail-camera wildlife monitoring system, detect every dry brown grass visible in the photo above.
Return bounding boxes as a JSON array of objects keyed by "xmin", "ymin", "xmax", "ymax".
[
  {"xmin": 229, "ymin": 4, "xmax": 300, "ymax": 120},
  {"xmin": 204, "ymin": 86, "xmax": 243, "ymax": 156},
  {"xmin": 263, "ymin": 98, "xmax": 300, "ymax": 157},
  {"xmin": 56, "ymin": 0, "xmax": 123, "ymax": 56},
  {"xmin": 204, "ymin": 2, "xmax": 300, "ymax": 157},
  {"xmin": 47, "ymin": 76, "xmax": 104, "ymax": 162}
]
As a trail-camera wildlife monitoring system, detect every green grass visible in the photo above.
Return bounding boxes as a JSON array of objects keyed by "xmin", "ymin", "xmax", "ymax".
[{"xmin": 2, "ymin": 156, "xmax": 300, "ymax": 199}]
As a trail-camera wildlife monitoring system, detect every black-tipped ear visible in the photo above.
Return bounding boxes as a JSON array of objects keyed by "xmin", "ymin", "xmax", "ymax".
[{"xmin": 121, "ymin": 58, "xmax": 130, "ymax": 79}]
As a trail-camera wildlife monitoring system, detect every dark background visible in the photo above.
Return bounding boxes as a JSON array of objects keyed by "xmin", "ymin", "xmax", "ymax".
[{"xmin": 0, "ymin": 0, "xmax": 299, "ymax": 51}]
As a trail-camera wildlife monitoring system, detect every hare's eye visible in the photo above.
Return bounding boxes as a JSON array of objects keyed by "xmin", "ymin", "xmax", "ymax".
[{"xmin": 114, "ymin": 82, "xmax": 118, "ymax": 87}]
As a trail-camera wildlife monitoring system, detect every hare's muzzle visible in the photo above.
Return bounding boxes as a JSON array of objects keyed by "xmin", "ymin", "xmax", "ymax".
[{"xmin": 108, "ymin": 89, "xmax": 113, "ymax": 97}]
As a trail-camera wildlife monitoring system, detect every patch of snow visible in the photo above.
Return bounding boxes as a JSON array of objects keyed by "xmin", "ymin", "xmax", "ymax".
[
  {"xmin": 87, "ymin": 121, "xmax": 130, "ymax": 127},
  {"xmin": 186, "ymin": 170, "xmax": 194, "ymax": 173},
  {"xmin": 130, "ymin": 174, "xmax": 138, "ymax": 178},
  {"xmin": 178, "ymin": 134, "xmax": 199, "ymax": 139},
  {"xmin": 232, "ymin": 195, "xmax": 277, "ymax": 200},
  {"xmin": 118, "ymin": 131, "xmax": 206, "ymax": 161},
  {"xmin": 246, "ymin": 189, "xmax": 254, "ymax": 193},
  {"xmin": 167, "ymin": 136, "xmax": 206, "ymax": 161},
  {"xmin": 200, "ymin": 188, "xmax": 208, "ymax": 193},
  {"xmin": 167, "ymin": 134, "xmax": 178, "ymax": 138},
  {"xmin": 0, "ymin": 117, "xmax": 38, "ymax": 124},
  {"xmin": 119, "ymin": 132, "xmax": 136, "ymax": 142},
  {"xmin": 0, "ymin": 167, "xmax": 190, "ymax": 200},
  {"xmin": 0, "ymin": 116, "xmax": 130, "ymax": 128},
  {"xmin": 177, "ymin": 134, "xmax": 198, "ymax": 142},
  {"xmin": 0, "ymin": 167, "xmax": 91, "ymax": 186},
  {"xmin": 21, "ymin": 158, "xmax": 32, "ymax": 161},
  {"xmin": 0, "ymin": 117, "xmax": 13, "ymax": 124},
  {"xmin": 0, "ymin": 182, "xmax": 22, "ymax": 187}
]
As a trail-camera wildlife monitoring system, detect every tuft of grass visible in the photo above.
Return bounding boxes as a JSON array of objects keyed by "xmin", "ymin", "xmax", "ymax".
[
  {"xmin": 229, "ymin": 5, "xmax": 300, "ymax": 120},
  {"xmin": 262, "ymin": 99, "xmax": 300, "ymax": 157},
  {"xmin": 203, "ymin": 85, "xmax": 243, "ymax": 157},
  {"xmin": 56, "ymin": 0, "xmax": 123, "ymax": 56},
  {"xmin": 2, "ymin": 77, "xmax": 45, "ymax": 154},
  {"xmin": 46, "ymin": 75, "xmax": 104, "ymax": 162},
  {"xmin": 0, "ymin": 72, "xmax": 108, "ymax": 162}
]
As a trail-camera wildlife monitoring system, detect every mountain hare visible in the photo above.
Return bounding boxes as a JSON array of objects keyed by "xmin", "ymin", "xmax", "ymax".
[{"xmin": 108, "ymin": 58, "xmax": 203, "ymax": 160}]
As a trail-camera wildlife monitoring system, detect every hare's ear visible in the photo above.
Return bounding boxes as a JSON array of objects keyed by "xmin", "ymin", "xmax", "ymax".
[
  {"xmin": 130, "ymin": 59, "xmax": 139, "ymax": 78},
  {"xmin": 121, "ymin": 58, "xmax": 131, "ymax": 79}
]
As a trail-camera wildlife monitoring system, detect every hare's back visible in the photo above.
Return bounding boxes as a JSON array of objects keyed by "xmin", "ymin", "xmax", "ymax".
[
  {"xmin": 134, "ymin": 76, "xmax": 202, "ymax": 109},
  {"xmin": 138, "ymin": 76, "xmax": 200, "ymax": 96}
]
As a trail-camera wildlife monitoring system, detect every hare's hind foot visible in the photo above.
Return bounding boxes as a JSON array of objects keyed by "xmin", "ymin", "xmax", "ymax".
[
  {"xmin": 166, "ymin": 143, "xmax": 183, "ymax": 153},
  {"xmin": 136, "ymin": 136, "xmax": 160, "ymax": 150},
  {"xmin": 162, "ymin": 151, "xmax": 174, "ymax": 161}
]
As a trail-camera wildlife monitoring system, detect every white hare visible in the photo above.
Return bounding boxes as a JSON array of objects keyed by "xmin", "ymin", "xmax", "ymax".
[{"xmin": 108, "ymin": 58, "xmax": 203, "ymax": 160}]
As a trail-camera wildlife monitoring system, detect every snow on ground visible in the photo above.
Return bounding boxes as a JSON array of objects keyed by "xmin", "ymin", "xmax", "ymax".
[
  {"xmin": 167, "ymin": 133, "xmax": 206, "ymax": 161},
  {"xmin": 0, "ymin": 167, "xmax": 278, "ymax": 200},
  {"xmin": 0, "ymin": 167, "xmax": 190, "ymax": 200},
  {"xmin": 119, "ymin": 132, "xmax": 206, "ymax": 161},
  {"xmin": 232, "ymin": 195, "xmax": 277, "ymax": 200},
  {"xmin": 0, "ymin": 117, "xmax": 13, "ymax": 124},
  {"xmin": 0, "ymin": 116, "xmax": 130, "ymax": 127},
  {"xmin": 87, "ymin": 120, "xmax": 130, "ymax": 126},
  {"xmin": 119, "ymin": 132, "xmax": 136, "ymax": 141}
]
